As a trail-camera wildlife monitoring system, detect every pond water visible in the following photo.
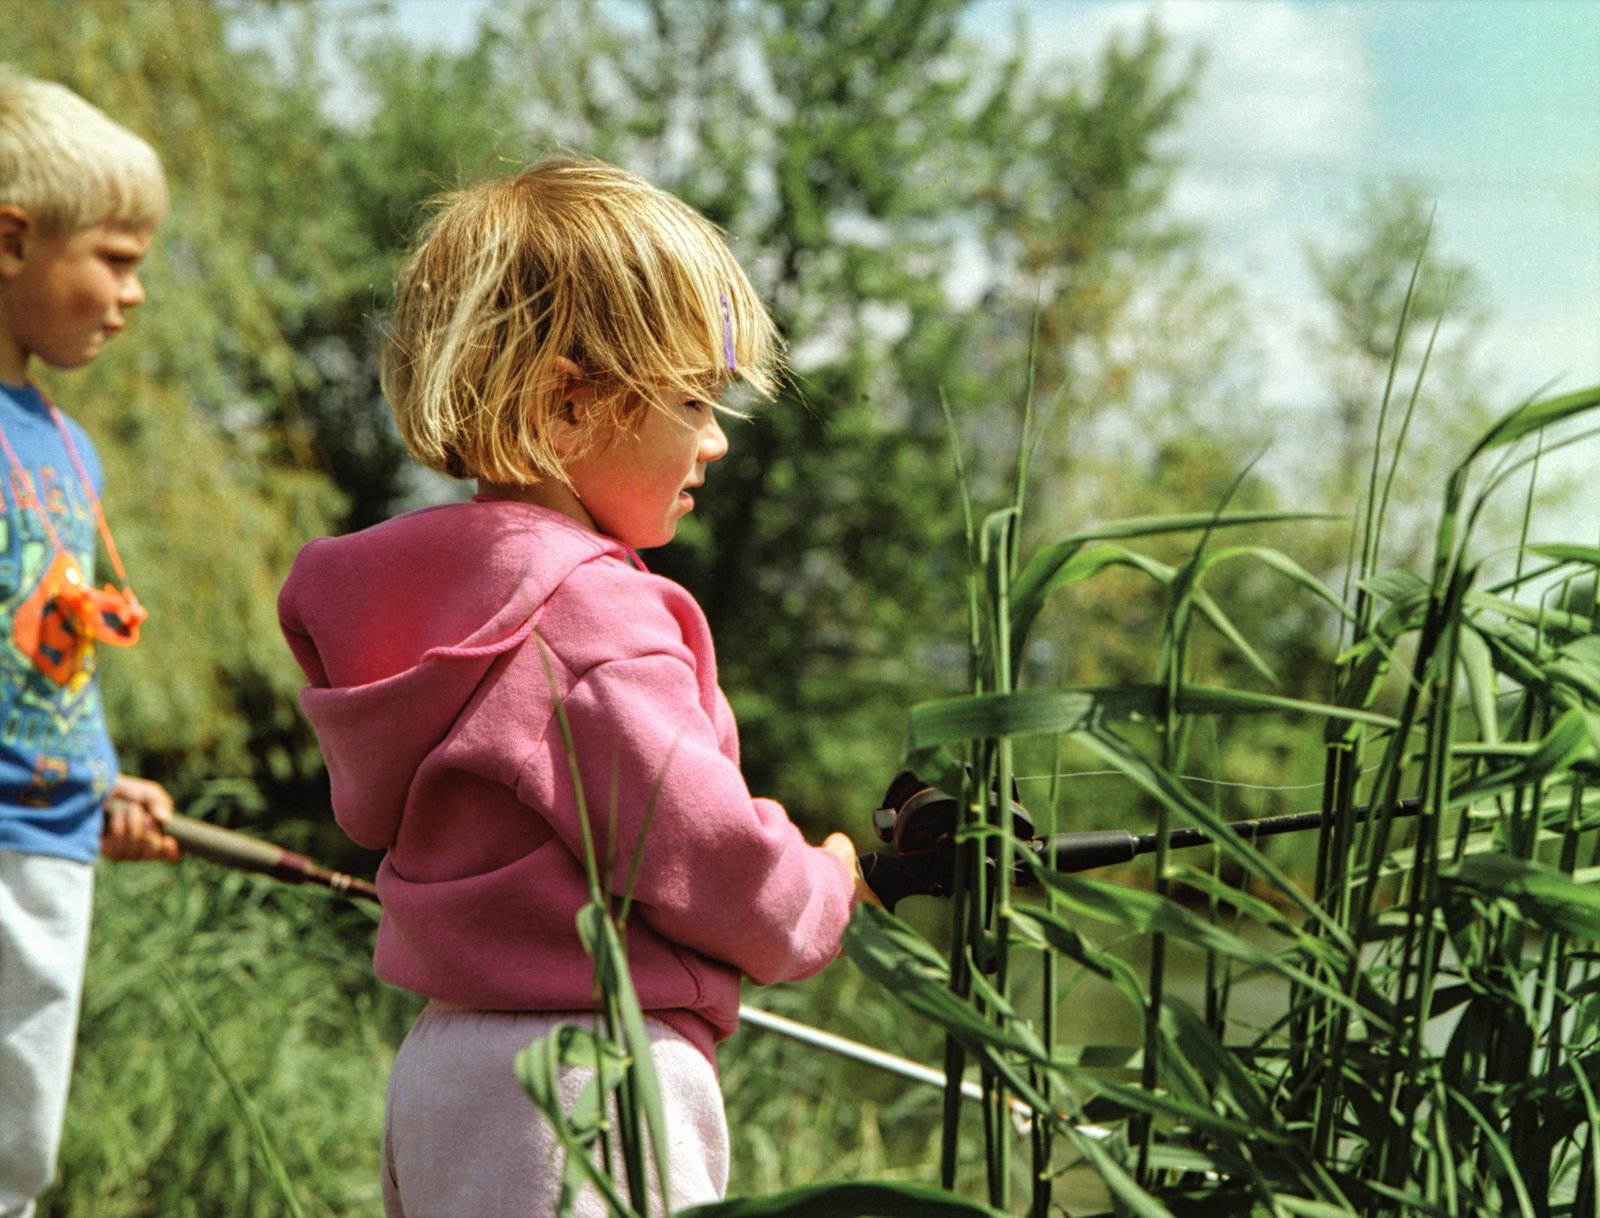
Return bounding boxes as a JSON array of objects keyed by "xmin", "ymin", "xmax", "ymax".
[
  {"xmin": 1031, "ymin": 920, "xmax": 1293, "ymax": 1214},
  {"xmin": 1017, "ymin": 916, "xmax": 1471, "ymax": 1214}
]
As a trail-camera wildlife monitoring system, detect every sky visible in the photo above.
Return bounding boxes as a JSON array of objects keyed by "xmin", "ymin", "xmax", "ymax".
[
  {"xmin": 960, "ymin": 0, "xmax": 1600, "ymax": 534},
  {"xmin": 348, "ymin": 0, "xmax": 1600, "ymax": 532},
  {"xmin": 965, "ymin": 0, "xmax": 1600, "ymax": 395}
]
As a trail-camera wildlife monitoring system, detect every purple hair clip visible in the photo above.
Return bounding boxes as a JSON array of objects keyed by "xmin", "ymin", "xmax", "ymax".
[{"xmin": 720, "ymin": 292, "xmax": 736, "ymax": 372}]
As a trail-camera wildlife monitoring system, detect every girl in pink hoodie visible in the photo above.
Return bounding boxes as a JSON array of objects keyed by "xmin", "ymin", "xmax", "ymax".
[{"xmin": 278, "ymin": 159, "xmax": 869, "ymax": 1217}]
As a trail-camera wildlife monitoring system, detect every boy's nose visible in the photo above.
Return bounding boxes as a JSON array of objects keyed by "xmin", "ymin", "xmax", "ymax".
[{"xmin": 119, "ymin": 273, "xmax": 146, "ymax": 309}]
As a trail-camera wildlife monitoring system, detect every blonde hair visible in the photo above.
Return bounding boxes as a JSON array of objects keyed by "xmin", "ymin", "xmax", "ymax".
[
  {"xmin": 0, "ymin": 67, "xmax": 168, "ymax": 235},
  {"xmin": 382, "ymin": 158, "xmax": 782, "ymax": 484}
]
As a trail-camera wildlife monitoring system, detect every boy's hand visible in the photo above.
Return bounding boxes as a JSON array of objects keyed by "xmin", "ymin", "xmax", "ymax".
[{"xmin": 101, "ymin": 773, "xmax": 181, "ymax": 863}]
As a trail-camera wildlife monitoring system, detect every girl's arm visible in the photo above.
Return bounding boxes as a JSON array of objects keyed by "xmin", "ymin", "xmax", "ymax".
[{"xmin": 822, "ymin": 831, "xmax": 881, "ymax": 907}]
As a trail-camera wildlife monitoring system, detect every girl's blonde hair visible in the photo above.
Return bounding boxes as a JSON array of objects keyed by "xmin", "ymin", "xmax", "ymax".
[
  {"xmin": 0, "ymin": 68, "xmax": 168, "ymax": 235},
  {"xmin": 382, "ymin": 158, "xmax": 783, "ymax": 484}
]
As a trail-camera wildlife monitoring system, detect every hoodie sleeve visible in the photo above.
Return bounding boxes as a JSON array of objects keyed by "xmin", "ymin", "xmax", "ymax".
[{"xmin": 515, "ymin": 568, "xmax": 856, "ymax": 985}]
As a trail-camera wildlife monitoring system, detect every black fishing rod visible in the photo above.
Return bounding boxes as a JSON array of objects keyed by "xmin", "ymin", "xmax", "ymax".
[
  {"xmin": 1045, "ymin": 798, "xmax": 1426, "ymax": 874},
  {"xmin": 165, "ymin": 777, "xmax": 1425, "ymax": 917},
  {"xmin": 859, "ymin": 772, "xmax": 1426, "ymax": 911}
]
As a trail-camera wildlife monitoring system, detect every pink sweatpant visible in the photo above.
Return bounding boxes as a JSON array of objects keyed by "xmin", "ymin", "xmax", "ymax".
[{"xmin": 381, "ymin": 1003, "xmax": 728, "ymax": 1218}]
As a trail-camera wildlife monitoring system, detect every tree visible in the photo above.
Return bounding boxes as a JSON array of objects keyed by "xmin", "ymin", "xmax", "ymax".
[
  {"xmin": 14, "ymin": 0, "xmax": 348, "ymax": 797},
  {"xmin": 15, "ymin": 0, "xmax": 1272, "ymax": 838}
]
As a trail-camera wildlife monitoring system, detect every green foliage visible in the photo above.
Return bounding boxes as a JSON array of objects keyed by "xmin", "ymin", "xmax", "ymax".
[
  {"xmin": 46, "ymin": 862, "xmax": 418, "ymax": 1218},
  {"xmin": 14, "ymin": 0, "xmax": 348, "ymax": 792},
  {"xmin": 848, "ymin": 361, "xmax": 1600, "ymax": 1215}
]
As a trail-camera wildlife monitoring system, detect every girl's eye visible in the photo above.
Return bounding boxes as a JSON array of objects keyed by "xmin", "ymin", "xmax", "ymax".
[{"xmin": 684, "ymin": 399, "xmax": 706, "ymax": 413}]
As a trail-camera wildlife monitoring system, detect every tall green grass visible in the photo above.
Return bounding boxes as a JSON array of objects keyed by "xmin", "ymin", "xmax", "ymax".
[
  {"xmin": 829, "ymin": 380, "xmax": 1600, "ymax": 1210},
  {"xmin": 47, "ymin": 859, "xmax": 419, "ymax": 1218},
  {"xmin": 702, "ymin": 299, "xmax": 1600, "ymax": 1212}
]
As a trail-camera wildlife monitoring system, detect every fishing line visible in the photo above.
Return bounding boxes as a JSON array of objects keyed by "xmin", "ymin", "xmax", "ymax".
[{"xmin": 1014, "ymin": 762, "xmax": 1385, "ymax": 796}]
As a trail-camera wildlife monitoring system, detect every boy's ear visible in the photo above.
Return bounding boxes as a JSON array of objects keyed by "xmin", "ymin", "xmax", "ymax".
[{"xmin": 0, "ymin": 206, "xmax": 33, "ymax": 278}]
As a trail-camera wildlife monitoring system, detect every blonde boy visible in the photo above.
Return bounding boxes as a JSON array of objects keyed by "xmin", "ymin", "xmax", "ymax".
[{"xmin": 0, "ymin": 68, "xmax": 179, "ymax": 1218}]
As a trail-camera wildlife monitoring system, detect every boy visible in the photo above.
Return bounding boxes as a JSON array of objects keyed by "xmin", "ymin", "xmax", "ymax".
[{"xmin": 0, "ymin": 68, "xmax": 180, "ymax": 1218}]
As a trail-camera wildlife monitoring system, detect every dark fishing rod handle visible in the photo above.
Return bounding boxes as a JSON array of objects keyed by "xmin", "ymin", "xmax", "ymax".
[{"xmin": 1047, "ymin": 829, "xmax": 1141, "ymax": 874}]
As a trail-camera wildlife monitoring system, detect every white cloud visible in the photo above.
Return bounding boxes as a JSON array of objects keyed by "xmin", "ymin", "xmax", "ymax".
[{"xmin": 1163, "ymin": 1, "xmax": 1373, "ymax": 163}]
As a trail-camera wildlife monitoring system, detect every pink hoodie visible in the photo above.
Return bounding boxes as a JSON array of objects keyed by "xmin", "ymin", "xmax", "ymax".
[{"xmin": 278, "ymin": 497, "xmax": 855, "ymax": 1064}]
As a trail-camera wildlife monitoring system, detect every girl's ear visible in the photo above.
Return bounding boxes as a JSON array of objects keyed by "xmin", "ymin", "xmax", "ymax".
[{"xmin": 547, "ymin": 356, "xmax": 597, "ymax": 455}]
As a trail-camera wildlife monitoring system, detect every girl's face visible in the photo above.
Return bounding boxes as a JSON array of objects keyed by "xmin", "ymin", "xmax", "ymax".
[{"xmin": 563, "ymin": 390, "xmax": 729, "ymax": 550}]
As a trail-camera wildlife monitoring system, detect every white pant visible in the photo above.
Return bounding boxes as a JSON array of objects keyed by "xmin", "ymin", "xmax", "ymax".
[
  {"xmin": 0, "ymin": 851, "xmax": 94, "ymax": 1218},
  {"xmin": 382, "ymin": 1003, "xmax": 728, "ymax": 1218}
]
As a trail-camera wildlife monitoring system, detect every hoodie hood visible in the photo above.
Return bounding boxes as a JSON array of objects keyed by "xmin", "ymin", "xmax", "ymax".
[{"xmin": 278, "ymin": 498, "xmax": 625, "ymax": 849}]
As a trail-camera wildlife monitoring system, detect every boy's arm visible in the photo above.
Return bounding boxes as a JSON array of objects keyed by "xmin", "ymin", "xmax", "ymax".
[{"xmin": 101, "ymin": 773, "xmax": 181, "ymax": 863}]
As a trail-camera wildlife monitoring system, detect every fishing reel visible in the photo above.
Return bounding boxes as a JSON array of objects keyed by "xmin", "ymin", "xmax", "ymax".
[{"xmin": 858, "ymin": 772, "xmax": 1041, "ymax": 912}]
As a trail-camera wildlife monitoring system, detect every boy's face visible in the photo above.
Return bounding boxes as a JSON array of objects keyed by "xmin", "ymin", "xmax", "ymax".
[{"xmin": 0, "ymin": 211, "xmax": 153, "ymax": 383}]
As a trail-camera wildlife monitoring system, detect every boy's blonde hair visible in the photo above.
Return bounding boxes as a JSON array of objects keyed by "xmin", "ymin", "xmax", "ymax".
[
  {"xmin": 382, "ymin": 158, "xmax": 782, "ymax": 485},
  {"xmin": 0, "ymin": 67, "xmax": 168, "ymax": 235}
]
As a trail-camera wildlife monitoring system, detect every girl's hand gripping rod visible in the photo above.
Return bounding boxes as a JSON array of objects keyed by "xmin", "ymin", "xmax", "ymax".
[{"xmin": 858, "ymin": 772, "xmax": 1424, "ymax": 912}]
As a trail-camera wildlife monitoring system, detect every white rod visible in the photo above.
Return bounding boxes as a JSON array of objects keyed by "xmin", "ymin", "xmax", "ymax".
[
  {"xmin": 739, "ymin": 1003, "xmax": 987, "ymax": 1104},
  {"xmin": 737, "ymin": 1002, "xmax": 1110, "ymax": 1141}
]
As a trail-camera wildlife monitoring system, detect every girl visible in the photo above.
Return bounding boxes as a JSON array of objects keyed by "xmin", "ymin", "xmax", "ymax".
[{"xmin": 277, "ymin": 158, "xmax": 870, "ymax": 1217}]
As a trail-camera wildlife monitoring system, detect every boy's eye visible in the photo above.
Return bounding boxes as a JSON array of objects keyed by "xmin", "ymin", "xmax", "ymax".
[{"xmin": 684, "ymin": 399, "xmax": 706, "ymax": 413}]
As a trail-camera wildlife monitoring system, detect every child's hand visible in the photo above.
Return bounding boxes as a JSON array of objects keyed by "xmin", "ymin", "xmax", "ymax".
[
  {"xmin": 822, "ymin": 831, "xmax": 881, "ymax": 907},
  {"xmin": 100, "ymin": 773, "xmax": 181, "ymax": 864}
]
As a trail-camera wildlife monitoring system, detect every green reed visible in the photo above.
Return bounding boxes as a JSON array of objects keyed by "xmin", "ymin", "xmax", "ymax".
[
  {"xmin": 824, "ymin": 268, "xmax": 1600, "ymax": 1213},
  {"xmin": 512, "ymin": 638, "xmax": 672, "ymax": 1218}
]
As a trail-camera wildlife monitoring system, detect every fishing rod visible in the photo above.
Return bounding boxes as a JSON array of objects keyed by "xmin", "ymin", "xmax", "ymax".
[
  {"xmin": 158, "ymin": 782, "xmax": 1420, "ymax": 1111},
  {"xmin": 163, "ymin": 775, "xmax": 1427, "ymax": 915},
  {"xmin": 162, "ymin": 813, "xmax": 379, "ymax": 904},
  {"xmin": 1048, "ymin": 798, "xmax": 1425, "ymax": 872},
  {"xmin": 156, "ymin": 813, "xmax": 999, "ymax": 1113},
  {"xmin": 859, "ymin": 771, "xmax": 1426, "ymax": 912}
]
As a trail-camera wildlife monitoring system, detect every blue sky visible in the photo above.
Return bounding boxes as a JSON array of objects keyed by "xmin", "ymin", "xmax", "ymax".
[
  {"xmin": 356, "ymin": 0, "xmax": 1599, "ymax": 528},
  {"xmin": 978, "ymin": 0, "xmax": 1599, "ymax": 533},
  {"xmin": 963, "ymin": 0, "xmax": 1598, "ymax": 396}
]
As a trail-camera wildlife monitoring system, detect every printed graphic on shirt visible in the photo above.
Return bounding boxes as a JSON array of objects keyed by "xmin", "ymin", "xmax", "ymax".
[
  {"xmin": 0, "ymin": 447, "xmax": 116, "ymax": 829},
  {"xmin": 3, "ymin": 466, "xmax": 98, "ymax": 689}
]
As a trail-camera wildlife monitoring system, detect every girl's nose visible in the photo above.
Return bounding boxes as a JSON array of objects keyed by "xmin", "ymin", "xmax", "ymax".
[{"xmin": 701, "ymin": 414, "xmax": 729, "ymax": 463}]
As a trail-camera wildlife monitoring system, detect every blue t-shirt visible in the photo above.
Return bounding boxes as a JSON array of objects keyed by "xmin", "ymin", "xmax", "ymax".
[{"xmin": 0, "ymin": 382, "xmax": 119, "ymax": 863}]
